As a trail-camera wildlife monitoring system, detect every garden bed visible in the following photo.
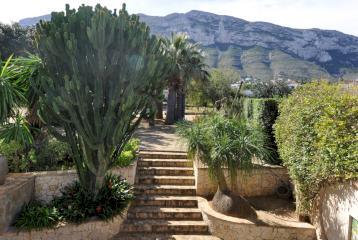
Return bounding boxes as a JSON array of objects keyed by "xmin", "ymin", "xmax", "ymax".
[
  {"xmin": 197, "ymin": 197, "xmax": 316, "ymax": 240},
  {"xmin": 0, "ymin": 163, "xmax": 137, "ymax": 232},
  {"xmin": 0, "ymin": 209, "xmax": 128, "ymax": 240}
]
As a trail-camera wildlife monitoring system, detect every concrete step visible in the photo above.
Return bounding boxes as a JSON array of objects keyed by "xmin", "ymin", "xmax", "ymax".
[
  {"xmin": 133, "ymin": 196, "xmax": 198, "ymax": 208},
  {"xmin": 127, "ymin": 207, "xmax": 203, "ymax": 220},
  {"xmin": 139, "ymin": 151, "xmax": 187, "ymax": 159},
  {"xmin": 135, "ymin": 185, "xmax": 196, "ymax": 196},
  {"xmin": 120, "ymin": 220, "xmax": 209, "ymax": 234},
  {"xmin": 138, "ymin": 167, "xmax": 194, "ymax": 176},
  {"xmin": 113, "ymin": 234, "xmax": 221, "ymax": 240},
  {"xmin": 137, "ymin": 176, "xmax": 195, "ymax": 186},
  {"xmin": 138, "ymin": 159, "xmax": 193, "ymax": 168}
]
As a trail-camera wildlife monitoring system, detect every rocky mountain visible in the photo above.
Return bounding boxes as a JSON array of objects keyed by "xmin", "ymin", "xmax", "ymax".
[{"xmin": 20, "ymin": 10, "xmax": 358, "ymax": 81}]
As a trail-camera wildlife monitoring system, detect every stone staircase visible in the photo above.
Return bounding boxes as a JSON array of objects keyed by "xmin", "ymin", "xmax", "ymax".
[{"xmin": 113, "ymin": 150, "xmax": 220, "ymax": 240}]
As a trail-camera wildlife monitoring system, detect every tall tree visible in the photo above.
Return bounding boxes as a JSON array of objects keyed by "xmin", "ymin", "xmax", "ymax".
[
  {"xmin": 0, "ymin": 23, "xmax": 35, "ymax": 60},
  {"xmin": 164, "ymin": 34, "xmax": 208, "ymax": 124},
  {"xmin": 35, "ymin": 4, "xmax": 170, "ymax": 194}
]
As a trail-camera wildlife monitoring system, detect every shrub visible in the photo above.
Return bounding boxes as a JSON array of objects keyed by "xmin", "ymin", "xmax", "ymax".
[
  {"xmin": 95, "ymin": 174, "xmax": 134, "ymax": 220},
  {"xmin": 243, "ymin": 98, "xmax": 280, "ymax": 164},
  {"xmin": 15, "ymin": 174, "xmax": 133, "ymax": 229},
  {"xmin": 274, "ymin": 82, "xmax": 358, "ymax": 215},
  {"xmin": 0, "ymin": 140, "xmax": 30, "ymax": 172},
  {"xmin": 113, "ymin": 138, "xmax": 140, "ymax": 168},
  {"xmin": 34, "ymin": 137, "xmax": 73, "ymax": 171},
  {"xmin": 0, "ymin": 136, "xmax": 73, "ymax": 172},
  {"xmin": 177, "ymin": 114, "xmax": 270, "ymax": 216},
  {"xmin": 51, "ymin": 182, "xmax": 95, "ymax": 223},
  {"xmin": 245, "ymin": 80, "xmax": 293, "ymax": 98},
  {"xmin": 15, "ymin": 201, "xmax": 61, "ymax": 230},
  {"xmin": 52, "ymin": 174, "xmax": 133, "ymax": 223}
]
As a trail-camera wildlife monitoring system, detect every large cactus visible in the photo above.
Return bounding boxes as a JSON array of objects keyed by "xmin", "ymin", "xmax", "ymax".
[{"xmin": 35, "ymin": 4, "xmax": 170, "ymax": 194}]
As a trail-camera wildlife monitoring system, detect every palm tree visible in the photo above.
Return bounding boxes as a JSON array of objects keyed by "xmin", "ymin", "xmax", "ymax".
[
  {"xmin": 163, "ymin": 34, "xmax": 209, "ymax": 124},
  {"xmin": 0, "ymin": 55, "xmax": 27, "ymax": 122},
  {"xmin": 0, "ymin": 54, "xmax": 42, "ymax": 146},
  {"xmin": 177, "ymin": 114, "xmax": 270, "ymax": 218}
]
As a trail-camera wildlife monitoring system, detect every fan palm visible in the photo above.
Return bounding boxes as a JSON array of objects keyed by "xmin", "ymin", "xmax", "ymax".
[{"xmin": 163, "ymin": 34, "xmax": 209, "ymax": 124}]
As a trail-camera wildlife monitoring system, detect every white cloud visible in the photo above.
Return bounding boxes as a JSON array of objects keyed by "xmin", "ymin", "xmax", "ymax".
[{"xmin": 1, "ymin": 0, "xmax": 357, "ymax": 36}]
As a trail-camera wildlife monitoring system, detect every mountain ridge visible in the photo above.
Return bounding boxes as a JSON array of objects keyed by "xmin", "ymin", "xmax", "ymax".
[{"xmin": 19, "ymin": 10, "xmax": 358, "ymax": 81}]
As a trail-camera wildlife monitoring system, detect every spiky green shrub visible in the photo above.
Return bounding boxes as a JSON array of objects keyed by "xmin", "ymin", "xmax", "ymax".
[
  {"xmin": 35, "ymin": 4, "xmax": 170, "ymax": 194},
  {"xmin": 274, "ymin": 82, "xmax": 358, "ymax": 215},
  {"xmin": 15, "ymin": 174, "xmax": 133, "ymax": 229},
  {"xmin": 52, "ymin": 174, "xmax": 133, "ymax": 222},
  {"xmin": 177, "ymin": 114, "xmax": 269, "ymax": 191},
  {"xmin": 15, "ymin": 201, "xmax": 61, "ymax": 230}
]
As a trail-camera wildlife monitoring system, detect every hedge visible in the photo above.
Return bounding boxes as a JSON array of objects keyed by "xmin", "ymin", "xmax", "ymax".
[
  {"xmin": 274, "ymin": 82, "xmax": 358, "ymax": 215},
  {"xmin": 242, "ymin": 98, "xmax": 281, "ymax": 164}
]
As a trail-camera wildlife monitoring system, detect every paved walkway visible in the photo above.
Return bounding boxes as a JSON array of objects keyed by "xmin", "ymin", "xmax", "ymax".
[{"xmin": 135, "ymin": 122, "xmax": 187, "ymax": 152}]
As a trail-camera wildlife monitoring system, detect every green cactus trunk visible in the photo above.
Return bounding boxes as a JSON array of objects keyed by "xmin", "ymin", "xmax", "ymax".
[
  {"xmin": 78, "ymin": 140, "xmax": 108, "ymax": 193},
  {"xmin": 35, "ymin": 4, "xmax": 171, "ymax": 194}
]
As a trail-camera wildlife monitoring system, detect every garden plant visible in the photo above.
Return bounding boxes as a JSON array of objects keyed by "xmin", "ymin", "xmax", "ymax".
[
  {"xmin": 34, "ymin": 4, "xmax": 170, "ymax": 194},
  {"xmin": 275, "ymin": 82, "xmax": 358, "ymax": 216},
  {"xmin": 164, "ymin": 33, "xmax": 209, "ymax": 124},
  {"xmin": 177, "ymin": 114, "xmax": 270, "ymax": 217}
]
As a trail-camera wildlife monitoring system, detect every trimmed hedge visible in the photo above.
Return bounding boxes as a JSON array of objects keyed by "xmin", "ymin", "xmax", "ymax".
[
  {"xmin": 242, "ymin": 98, "xmax": 281, "ymax": 164},
  {"xmin": 274, "ymin": 82, "xmax": 358, "ymax": 215}
]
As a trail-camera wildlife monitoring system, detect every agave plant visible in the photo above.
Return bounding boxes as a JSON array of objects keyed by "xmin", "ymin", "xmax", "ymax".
[{"xmin": 177, "ymin": 114, "xmax": 270, "ymax": 217}]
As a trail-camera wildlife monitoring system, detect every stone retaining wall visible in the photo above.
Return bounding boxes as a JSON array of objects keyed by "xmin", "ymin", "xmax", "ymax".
[
  {"xmin": 35, "ymin": 162, "xmax": 137, "ymax": 203},
  {"xmin": 197, "ymin": 197, "xmax": 316, "ymax": 240},
  {"xmin": 0, "ymin": 174, "xmax": 34, "ymax": 232},
  {"xmin": 0, "ymin": 209, "xmax": 128, "ymax": 240},
  {"xmin": 194, "ymin": 160, "xmax": 291, "ymax": 197},
  {"xmin": 0, "ymin": 162, "xmax": 137, "ymax": 232}
]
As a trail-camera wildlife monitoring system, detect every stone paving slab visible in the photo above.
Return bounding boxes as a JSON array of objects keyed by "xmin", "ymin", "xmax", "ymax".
[{"xmin": 135, "ymin": 123, "xmax": 187, "ymax": 152}]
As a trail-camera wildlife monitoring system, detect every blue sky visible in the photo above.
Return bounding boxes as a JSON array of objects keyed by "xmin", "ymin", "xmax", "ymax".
[{"xmin": 1, "ymin": 0, "xmax": 357, "ymax": 36}]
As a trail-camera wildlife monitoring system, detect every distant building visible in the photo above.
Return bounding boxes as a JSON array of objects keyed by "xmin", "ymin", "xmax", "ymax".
[
  {"xmin": 286, "ymin": 79, "xmax": 300, "ymax": 89},
  {"xmin": 242, "ymin": 89, "xmax": 254, "ymax": 97}
]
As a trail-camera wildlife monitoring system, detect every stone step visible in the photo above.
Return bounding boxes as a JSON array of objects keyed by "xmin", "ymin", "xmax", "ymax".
[
  {"xmin": 127, "ymin": 207, "xmax": 203, "ymax": 220},
  {"xmin": 133, "ymin": 196, "xmax": 198, "ymax": 208},
  {"xmin": 139, "ymin": 151, "xmax": 187, "ymax": 159},
  {"xmin": 120, "ymin": 220, "xmax": 209, "ymax": 234},
  {"xmin": 113, "ymin": 234, "xmax": 221, "ymax": 240},
  {"xmin": 137, "ymin": 176, "xmax": 195, "ymax": 186},
  {"xmin": 135, "ymin": 185, "xmax": 196, "ymax": 196},
  {"xmin": 138, "ymin": 159, "xmax": 193, "ymax": 168},
  {"xmin": 138, "ymin": 167, "xmax": 194, "ymax": 176}
]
